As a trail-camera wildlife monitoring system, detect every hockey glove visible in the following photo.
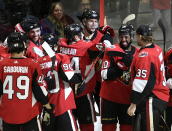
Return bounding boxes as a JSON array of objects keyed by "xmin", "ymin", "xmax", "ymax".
[
  {"xmin": 42, "ymin": 104, "xmax": 55, "ymax": 127},
  {"xmin": 120, "ymin": 53, "xmax": 133, "ymax": 67},
  {"xmin": 44, "ymin": 75, "xmax": 56, "ymax": 91},
  {"xmin": 99, "ymin": 25, "xmax": 115, "ymax": 38}
]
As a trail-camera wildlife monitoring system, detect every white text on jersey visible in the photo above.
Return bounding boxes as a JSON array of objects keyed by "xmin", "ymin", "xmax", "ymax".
[
  {"xmin": 4, "ymin": 66, "xmax": 28, "ymax": 73},
  {"xmin": 59, "ymin": 47, "xmax": 77, "ymax": 55}
]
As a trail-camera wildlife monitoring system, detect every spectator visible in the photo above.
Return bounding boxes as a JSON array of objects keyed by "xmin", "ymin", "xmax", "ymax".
[
  {"xmin": 40, "ymin": 2, "xmax": 74, "ymax": 38},
  {"xmin": 150, "ymin": 0, "xmax": 172, "ymax": 42}
]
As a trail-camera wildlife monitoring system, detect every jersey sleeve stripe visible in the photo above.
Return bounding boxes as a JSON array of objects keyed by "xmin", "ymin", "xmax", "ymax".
[
  {"xmin": 133, "ymin": 79, "xmax": 148, "ymax": 93},
  {"xmin": 101, "ymin": 69, "xmax": 108, "ymax": 80}
]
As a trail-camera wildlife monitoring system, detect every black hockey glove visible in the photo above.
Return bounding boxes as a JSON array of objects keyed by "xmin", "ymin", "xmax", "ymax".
[
  {"xmin": 42, "ymin": 104, "xmax": 55, "ymax": 127},
  {"xmin": 106, "ymin": 56, "xmax": 123, "ymax": 80},
  {"xmin": 44, "ymin": 75, "xmax": 56, "ymax": 91},
  {"xmin": 121, "ymin": 53, "xmax": 133, "ymax": 67}
]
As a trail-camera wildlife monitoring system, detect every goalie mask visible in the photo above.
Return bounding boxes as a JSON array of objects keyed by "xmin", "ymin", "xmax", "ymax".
[
  {"xmin": 64, "ymin": 24, "xmax": 83, "ymax": 43},
  {"xmin": 7, "ymin": 32, "xmax": 27, "ymax": 53},
  {"xmin": 118, "ymin": 24, "xmax": 134, "ymax": 50}
]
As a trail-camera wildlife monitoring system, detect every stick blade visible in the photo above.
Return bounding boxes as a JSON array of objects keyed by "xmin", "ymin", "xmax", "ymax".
[{"xmin": 122, "ymin": 14, "xmax": 136, "ymax": 24}]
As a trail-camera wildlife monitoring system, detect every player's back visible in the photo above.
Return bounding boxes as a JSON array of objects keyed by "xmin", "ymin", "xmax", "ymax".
[{"xmin": 0, "ymin": 57, "xmax": 41, "ymax": 124}]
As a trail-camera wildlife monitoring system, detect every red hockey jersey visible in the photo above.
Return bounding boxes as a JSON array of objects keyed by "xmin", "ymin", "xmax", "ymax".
[
  {"xmin": 58, "ymin": 39, "xmax": 98, "ymax": 96},
  {"xmin": 26, "ymin": 40, "xmax": 44, "ymax": 60},
  {"xmin": 0, "ymin": 45, "xmax": 10, "ymax": 58},
  {"xmin": 100, "ymin": 44, "xmax": 138, "ymax": 104},
  {"xmin": 164, "ymin": 48, "xmax": 172, "ymax": 106},
  {"xmin": 0, "ymin": 57, "xmax": 45, "ymax": 124},
  {"xmin": 131, "ymin": 44, "xmax": 169, "ymax": 104},
  {"xmin": 38, "ymin": 53, "xmax": 76, "ymax": 116}
]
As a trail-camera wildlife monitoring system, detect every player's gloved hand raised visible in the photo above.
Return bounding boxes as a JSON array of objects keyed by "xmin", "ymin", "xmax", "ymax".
[{"xmin": 99, "ymin": 25, "xmax": 115, "ymax": 38}]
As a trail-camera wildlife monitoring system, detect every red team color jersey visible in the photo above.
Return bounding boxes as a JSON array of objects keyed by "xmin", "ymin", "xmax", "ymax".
[
  {"xmin": 0, "ymin": 57, "xmax": 44, "ymax": 124},
  {"xmin": 0, "ymin": 45, "xmax": 10, "ymax": 58},
  {"xmin": 26, "ymin": 40, "xmax": 44, "ymax": 60},
  {"xmin": 164, "ymin": 48, "xmax": 172, "ymax": 106},
  {"xmin": 100, "ymin": 44, "xmax": 138, "ymax": 104},
  {"xmin": 58, "ymin": 38, "xmax": 98, "ymax": 96},
  {"xmin": 131, "ymin": 44, "xmax": 169, "ymax": 104},
  {"xmin": 38, "ymin": 53, "xmax": 76, "ymax": 116}
]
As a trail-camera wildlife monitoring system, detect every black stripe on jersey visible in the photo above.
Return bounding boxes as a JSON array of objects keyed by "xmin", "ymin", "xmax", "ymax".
[
  {"xmin": 58, "ymin": 65, "xmax": 69, "ymax": 82},
  {"xmin": 32, "ymin": 69, "xmax": 48, "ymax": 105},
  {"xmin": 69, "ymin": 73, "xmax": 83, "ymax": 83},
  {"xmin": 131, "ymin": 63, "xmax": 156, "ymax": 105},
  {"xmin": 140, "ymin": 44, "xmax": 155, "ymax": 50},
  {"xmin": 106, "ymin": 57, "xmax": 123, "ymax": 80}
]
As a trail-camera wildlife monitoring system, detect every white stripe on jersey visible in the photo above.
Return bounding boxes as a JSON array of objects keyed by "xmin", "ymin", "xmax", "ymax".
[
  {"xmin": 148, "ymin": 97, "xmax": 154, "ymax": 131},
  {"xmin": 32, "ymin": 93, "xmax": 37, "ymax": 107},
  {"xmin": 65, "ymin": 71, "xmax": 75, "ymax": 81},
  {"xmin": 68, "ymin": 110, "xmax": 77, "ymax": 131},
  {"xmin": 101, "ymin": 69, "xmax": 108, "ymax": 80},
  {"xmin": 87, "ymin": 94, "xmax": 96, "ymax": 122},
  {"xmin": 133, "ymin": 79, "xmax": 147, "ymax": 93},
  {"xmin": 37, "ymin": 115, "xmax": 42, "ymax": 131},
  {"xmin": 40, "ymin": 86, "xmax": 48, "ymax": 96},
  {"xmin": 159, "ymin": 52, "xmax": 163, "ymax": 62},
  {"xmin": 64, "ymin": 81, "xmax": 72, "ymax": 100},
  {"xmin": 85, "ymin": 64, "xmax": 95, "ymax": 83}
]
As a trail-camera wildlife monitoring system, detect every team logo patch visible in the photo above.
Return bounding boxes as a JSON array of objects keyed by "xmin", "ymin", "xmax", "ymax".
[{"xmin": 139, "ymin": 52, "xmax": 148, "ymax": 57}]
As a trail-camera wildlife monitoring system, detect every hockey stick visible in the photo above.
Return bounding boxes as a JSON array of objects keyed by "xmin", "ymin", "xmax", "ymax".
[
  {"xmin": 158, "ymin": 19, "xmax": 166, "ymax": 54},
  {"xmin": 76, "ymin": 50, "xmax": 104, "ymax": 95},
  {"xmin": 77, "ymin": 14, "xmax": 136, "ymax": 95},
  {"xmin": 160, "ymin": 115, "xmax": 171, "ymax": 131},
  {"xmin": 42, "ymin": 41, "xmax": 57, "ymax": 72},
  {"xmin": 76, "ymin": 49, "xmax": 126, "ymax": 95},
  {"xmin": 122, "ymin": 14, "xmax": 136, "ymax": 25}
]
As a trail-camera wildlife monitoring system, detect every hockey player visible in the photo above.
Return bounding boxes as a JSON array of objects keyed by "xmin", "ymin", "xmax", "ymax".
[
  {"xmin": 16, "ymin": 16, "xmax": 44, "ymax": 59},
  {"xmin": 0, "ymin": 32, "xmax": 52, "ymax": 131},
  {"xmin": 100, "ymin": 24, "xmax": 137, "ymax": 131},
  {"xmin": 77, "ymin": 8, "xmax": 114, "ymax": 116},
  {"xmin": 58, "ymin": 23, "xmax": 100, "ymax": 131},
  {"xmin": 127, "ymin": 24, "xmax": 169, "ymax": 131},
  {"xmin": 164, "ymin": 48, "xmax": 172, "ymax": 130},
  {"xmin": 39, "ymin": 33, "xmax": 78, "ymax": 131}
]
